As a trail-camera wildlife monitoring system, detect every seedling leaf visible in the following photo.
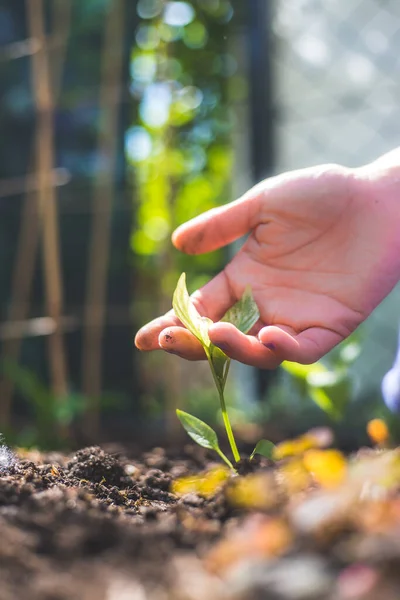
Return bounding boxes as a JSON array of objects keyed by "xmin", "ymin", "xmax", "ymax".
[
  {"xmin": 222, "ymin": 285, "xmax": 260, "ymax": 334},
  {"xmin": 172, "ymin": 273, "xmax": 211, "ymax": 347},
  {"xmin": 250, "ymin": 439, "xmax": 275, "ymax": 461},
  {"xmin": 176, "ymin": 409, "xmax": 220, "ymax": 451},
  {"xmin": 172, "ymin": 273, "xmax": 231, "ymax": 391}
]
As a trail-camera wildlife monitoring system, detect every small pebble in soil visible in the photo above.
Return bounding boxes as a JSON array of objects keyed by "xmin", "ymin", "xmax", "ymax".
[{"xmin": 124, "ymin": 464, "xmax": 138, "ymax": 477}]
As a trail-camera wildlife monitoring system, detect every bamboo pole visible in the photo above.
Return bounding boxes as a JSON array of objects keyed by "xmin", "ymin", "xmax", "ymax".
[
  {"xmin": 82, "ymin": 0, "xmax": 125, "ymax": 437},
  {"xmin": 26, "ymin": 0, "xmax": 68, "ymax": 404},
  {"xmin": 0, "ymin": 168, "xmax": 69, "ymax": 199},
  {"xmin": 0, "ymin": 0, "xmax": 71, "ymax": 427}
]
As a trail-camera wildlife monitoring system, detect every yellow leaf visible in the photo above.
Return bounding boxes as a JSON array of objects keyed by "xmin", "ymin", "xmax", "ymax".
[
  {"xmin": 279, "ymin": 458, "xmax": 311, "ymax": 494},
  {"xmin": 226, "ymin": 473, "xmax": 278, "ymax": 510},
  {"xmin": 273, "ymin": 431, "xmax": 323, "ymax": 460},
  {"xmin": 172, "ymin": 466, "xmax": 229, "ymax": 498},
  {"xmin": 303, "ymin": 449, "xmax": 347, "ymax": 488}
]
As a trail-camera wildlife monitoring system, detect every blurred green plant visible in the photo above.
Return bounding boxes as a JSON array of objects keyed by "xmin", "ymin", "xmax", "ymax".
[
  {"xmin": 281, "ymin": 338, "xmax": 361, "ymax": 421},
  {"xmin": 1, "ymin": 360, "xmax": 126, "ymax": 449},
  {"xmin": 128, "ymin": 1, "xmax": 236, "ymax": 307}
]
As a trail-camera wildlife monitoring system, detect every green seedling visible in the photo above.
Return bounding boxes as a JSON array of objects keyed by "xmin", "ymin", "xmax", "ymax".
[{"xmin": 173, "ymin": 273, "xmax": 275, "ymax": 472}]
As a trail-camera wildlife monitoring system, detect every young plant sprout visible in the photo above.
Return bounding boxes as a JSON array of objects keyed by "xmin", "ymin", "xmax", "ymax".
[{"xmin": 173, "ymin": 273, "xmax": 274, "ymax": 472}]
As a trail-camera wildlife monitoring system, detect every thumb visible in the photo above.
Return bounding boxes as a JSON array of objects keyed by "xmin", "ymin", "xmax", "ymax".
[{"xmin": 172, "ymin": 188, "xmax": 261, "ymax": 255}]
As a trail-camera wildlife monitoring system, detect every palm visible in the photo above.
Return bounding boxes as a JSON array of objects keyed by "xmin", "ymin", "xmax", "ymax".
[
  {"xmin": 227, "ymin": 193, "xmax": 365, "ymax": 340},
  {"xmin": 135, "ymin": 163, "xmax": 400, "ymax": 367}
]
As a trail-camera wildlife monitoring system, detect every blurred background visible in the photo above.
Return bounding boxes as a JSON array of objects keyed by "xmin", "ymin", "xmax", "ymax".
[{"xmin": 0, "ymin": 0, "xmax": 400, "ymax": 451}]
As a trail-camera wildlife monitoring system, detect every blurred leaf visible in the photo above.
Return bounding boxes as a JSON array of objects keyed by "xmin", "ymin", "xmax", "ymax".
[
  {"xmin": 339, "ymin": 341, "xmax": 361, "ymax": 365},
  {"xmin": 281, "ymin": 361, "xmax": 327, "ymax": 380},
  {"xmin": 282, "ymin": 359, "xmax": 351, "ymax": 420},
  {"xmin": 308, "ymin": 371, "xmax": 351, "ymax": 420},
  {"xmin": 226, "ymin": 473, "xmax": 279, "ymax": 510},
  {"xmin": 183, "ymin": 21, "xmax": 208, "ymax": 49},
  {"xmin": 303, "ymin": 449, "xmax": 347, "ymax": 488},
  {"xmin": 307, "ymin": 370, "xmax": 344, "ymax": 388},
  {"xmin": 208, "ymin": 146, "xmax": 233, "ymax": 175},
  {"xmin": 54, "ymin": 394, "xmax": 87, "ymax": 426},
  {"xmin": 309, "ymin": 388, "xmax": 341, "ymax": 420},
  {"xmin": 250, "ymin": 439, "xmax": 275, "ymax": 461},
  {"xmin": 172, "ymin": 466, "xmax": 229, "ymax": 498},
  {"xmin": 1, "ymin": 360, "xmax": 51, "ymax": 410},
  {"xmin": 273, "ymin": 432, "xmax": 321, "ymax": 460}
]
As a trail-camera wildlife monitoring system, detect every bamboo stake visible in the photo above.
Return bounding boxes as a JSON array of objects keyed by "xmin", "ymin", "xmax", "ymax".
[
  {"xmin": 82, "ymin": 0, "xmax": 125, "ymax": 437},
  {"xmin": 0, "ymin": 0, "xmax": 71, "ymax": 427},
  {"xmin": 0, "ymin": 168, "xmax": 69, "ymax": 199},
  {"xmin": 26, "ymin": 0, "xmax": 68, "ymax": 404}
]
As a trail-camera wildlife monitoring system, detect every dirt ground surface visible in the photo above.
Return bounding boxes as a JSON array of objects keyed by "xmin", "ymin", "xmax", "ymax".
[{"xmin": 1, "ymin": 442, "xmax": 400, "ymax": 600}]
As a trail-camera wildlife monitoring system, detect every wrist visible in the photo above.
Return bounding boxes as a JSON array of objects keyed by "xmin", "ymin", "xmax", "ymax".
[
  {"xmin": 353, "ymin": 146, "xmax": 400, "ymax": 233},
  {"xmin": 351, "ymin": 149, "xmax": 400, "ymax": 291},
  {"xmin": 352, "ymin": 149, "xmax": 400, "ymax": 212},
  {"xmin": 354, "ymin": 147, "xmax": 400, "ymax": 190}
]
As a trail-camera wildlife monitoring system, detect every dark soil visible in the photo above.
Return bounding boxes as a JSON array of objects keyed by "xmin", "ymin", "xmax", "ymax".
[{"xmin": 1, "ymin": 443, "xmax": 400, "ymax": 600}]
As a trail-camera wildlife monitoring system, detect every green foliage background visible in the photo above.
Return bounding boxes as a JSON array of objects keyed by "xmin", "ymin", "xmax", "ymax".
[{"xmin": 128, "ymin": 0, "xmax": 238, "ymax": 320}]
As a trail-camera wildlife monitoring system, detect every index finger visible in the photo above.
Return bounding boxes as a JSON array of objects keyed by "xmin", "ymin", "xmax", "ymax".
[{"xmin": 134, "ymin": 310, "xmax": 180, "ymax": 351}]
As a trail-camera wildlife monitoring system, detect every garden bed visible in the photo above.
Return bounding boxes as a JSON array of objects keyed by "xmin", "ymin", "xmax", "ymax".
[{"xmin": 1, "ymin": 439, "xmax": 400, "ymax": 600}]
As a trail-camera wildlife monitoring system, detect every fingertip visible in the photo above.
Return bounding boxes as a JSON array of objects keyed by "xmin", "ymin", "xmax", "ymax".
[
  {"xmin": 172, "ymin": 220, "xmax": 203, "ymax": 254},
  {"xmin": 257, "ymin": 325, "xmax": 300, "ymax": 361},
  {"xmin": 171, "ymin": 226, "xmax": 182, "ymax": 249},
  {"xmin": 158, "ymin": 327, "xmax": 205, "ymax": 361},
  {"xmin": 134, "ymin": 330, "xmax": 142, "ymax": 350},
  {"xmin": 134, "ymin": 325, "xmax": 158, "ymax": 351},
  {"xmin": 135, "ymin": 311, "xmax": 180, "ymax": 352},
  {"xmin": 158, "ymin": 328, "xmax": 174, "ymax": 349}
]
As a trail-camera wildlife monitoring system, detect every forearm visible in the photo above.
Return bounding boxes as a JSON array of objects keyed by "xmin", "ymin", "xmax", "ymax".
[{"xmin": 350, "ymin": 148, "xmax": 400, "ymax": 300}]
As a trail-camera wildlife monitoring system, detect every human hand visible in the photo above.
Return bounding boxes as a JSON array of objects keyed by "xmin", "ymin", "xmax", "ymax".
[{"xmin": 135, "ymin": 152, "xmax": 400, "ymax": 368}]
